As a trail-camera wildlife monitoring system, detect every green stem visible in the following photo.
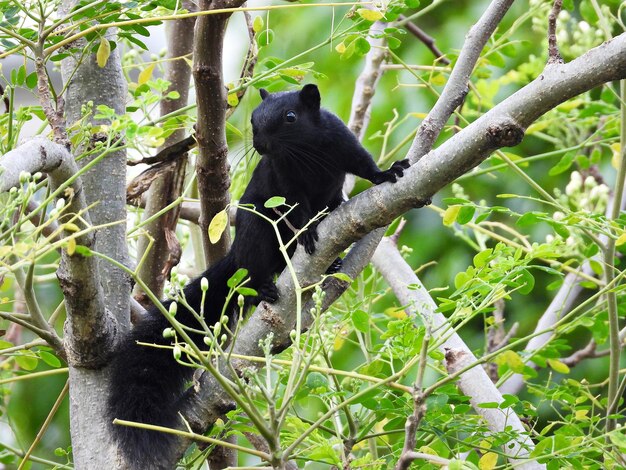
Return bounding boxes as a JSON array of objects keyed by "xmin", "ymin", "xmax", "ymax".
[{"xmin": 605, "ymin": 80, "xmax": 626, "ymax": 435}]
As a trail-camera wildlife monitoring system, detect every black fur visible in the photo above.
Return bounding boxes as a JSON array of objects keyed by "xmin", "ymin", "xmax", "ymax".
[{"xmin": 107, "ymin": 84, "xmax": 409, "ymax": 468}]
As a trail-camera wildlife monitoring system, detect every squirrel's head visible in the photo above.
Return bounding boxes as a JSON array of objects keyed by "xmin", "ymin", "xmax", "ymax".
[{"xmin": 251, "ymin": 84, "xmax": 321, "ymax": 157}]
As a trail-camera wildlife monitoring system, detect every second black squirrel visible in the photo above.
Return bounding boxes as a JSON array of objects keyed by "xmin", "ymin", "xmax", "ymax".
[{"xmin": 107, "ymin": 84, "xmax": 409, "ymax": 468}]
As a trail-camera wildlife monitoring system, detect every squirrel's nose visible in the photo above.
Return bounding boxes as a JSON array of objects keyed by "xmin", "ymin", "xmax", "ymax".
[{"xmin": 253, "ymin": 136, "xmax": 269, "ymax": 154}]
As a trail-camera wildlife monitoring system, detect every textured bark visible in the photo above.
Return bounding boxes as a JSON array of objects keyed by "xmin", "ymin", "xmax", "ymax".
[
  {"xmin": 59, "ymin": 0, "xmax": 131, "ymax": 465},
  {"xmin": 134, "ymin": 1, "xmax": 197, "ymax": 304},
  {"xmin": 193, "ymin": 7, "xmax": 233, "ymax": 266}
]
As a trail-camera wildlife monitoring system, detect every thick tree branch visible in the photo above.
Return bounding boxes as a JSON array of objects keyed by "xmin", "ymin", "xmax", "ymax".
[
  {"xmin": 407, "ymin": 0, "xmax": 515, "ymax": 162},
  {"xmin": 59, "ymin": 4, "xmax": 131, "ymax": 465}
]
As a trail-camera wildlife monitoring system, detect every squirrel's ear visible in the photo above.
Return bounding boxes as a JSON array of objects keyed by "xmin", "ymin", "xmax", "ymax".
[
  {"xmin": 299, "ymin": 84, "xmax": 320, "ymax": 110},
  {"xmin": 259, "ymin": 88, "xmax": 269, "ymax": 100}
]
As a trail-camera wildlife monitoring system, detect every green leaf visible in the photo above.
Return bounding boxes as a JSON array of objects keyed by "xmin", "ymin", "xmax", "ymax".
[
  {"xmin": 387, "ymin": 36, "xmax": 401, "ymax": 50},
  {"xmin": 74, "ymin": 245, "xmax": 93, "ymax": 257},
  {"xmin": 548, "ymin": 151, "xmax": 575, "ymax": 176},
  {"xmin": 15, "ymin": 352, "xmax": 38, "ymax": 371},
  {"xmin": 39, "ymin": 350, "xmax": 62, "ymax": 368},
  {"xmin": 257, "ymin": 29, "xmax": 274, "ymax": 47},
  {"xmin": 235, "ymin": 287, "xmax": 257, "ymax": 297},
  {"xmin": 457, "ymin": 205, "xmax": 475, "ymax": 225},
  {"xmin": 354, "ymin": 37, "xmax": 371, "ymax": 55},
  {"xmin": 16, "ymin": 65, "xmax": 26, "ymax": 85},
  {"xmin": 264, "ymin": 196, "xmax": 286, "ymax": 208},
  {"xmin": 580, "ymin": 0, "xmax": 599, "ymax": 23},
  {"xmin": 227, "ymin": 268, "xmax": 248, "ymax": 288},
  {"xmin": 306, "ymin": 371, "xmax": 327, "ymax": 390},
  {"xmin": 473, "ymin": 248, "xmax": 492, "ymax": 268},
  {"xmin": 25, "ymin": 71, "xmax": 37, "ymax": 89},
  {"xmin": 252, "ymin": 15, "xmax": 264, "ymax": 33},
  {"xmin": 351, "ymin": 309, "xmax": 369, "ymax": 333},
  {"xmin": 208, "ymin": 209, "xmax": 228, "ymax": 244},
  {"xmin": 96, "ymin": 37, "xmax": 111, "ymax": 68},
  {"xmin": 331, "ymin": 272, "xmax": 352, "ymax": 283},
  {"xmin": 517, "ymin": 269, "xmax": 535, "ymax": 295}
]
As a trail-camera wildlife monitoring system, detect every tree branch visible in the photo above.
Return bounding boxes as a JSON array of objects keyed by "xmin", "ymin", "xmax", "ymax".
[
  {"xmin": 193, "ymin": 1, "xmax": 243, "ymax": 265},
  {"xmin": 407, "ymin": 0, "xmax": 515, "ymax": 162}
]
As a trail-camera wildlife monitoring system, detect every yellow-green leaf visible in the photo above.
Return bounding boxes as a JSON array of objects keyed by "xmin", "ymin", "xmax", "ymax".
[
  {"xmin": 547, "ymin": 358, "xmax": 570, "ymax": 374},
  {"xmin": 611, "ymin": 143, "xmax": 622, "ymax": 170},
  {"xmin": 443, "ymin": 205, "xmax": 461, "ymax": 226},
  {"xmin": 575, "ymin": 409, "xmax": 589, "ymax": 420},
  {"xmin": 430, "ymin": 73, "xmax": 446, "ymax": 86},
  {"xmin": 479, "ymin": 452, "xmax": 498, "ymax": 470},
  {"xmin": 252, "ymin": 15, "xmax": 264, "ymax": 33},
  {"xmin": 67, "ymin": 237, "xmax": 76, "ymax": 256},
  {"xmin": 358, "ymin": 9, "xmax": 383, "ymax": 21},
  {"xmin": 227, "ymin": 93, "xmax": 239, "ymax": 107},
  {"xmin": 335, "ymin": 42, "xmax": 346, "ymax": 54},
  {"xmin": 96, "ymin": 37, "xmax": 111, "ymax": 68},
  {"xmin": 208, "ymin": 210, "xmax": 228, "ymax": 244},
  {"xmin": 495, "ymin": 350, "xmax": 525, "ymax": 373},
  {"xmin": 63, "ymin": 223, "xmax": 80, "ymax": 233},
  {"xmin": 138, "ymin": 63, "xmax": 155, "ymax": 85},
  {"xmin": 616, "ymin": 232, "xmax": 626, "ymax": 246}
]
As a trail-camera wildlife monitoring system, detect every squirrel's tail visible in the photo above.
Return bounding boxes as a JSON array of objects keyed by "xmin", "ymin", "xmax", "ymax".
[{"xmin": 107, "ymin": 253, "xmax": 236, "ymax": 469}]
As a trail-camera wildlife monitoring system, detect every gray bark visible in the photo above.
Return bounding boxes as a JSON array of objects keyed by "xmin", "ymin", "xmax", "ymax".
[{"xmin": 59, "ymin": 1, "xmax": 131, "ymax": 464}]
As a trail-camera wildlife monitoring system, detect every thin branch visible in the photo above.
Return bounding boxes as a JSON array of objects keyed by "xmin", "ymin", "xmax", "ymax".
[
  {"xmin": 547, "ymin": 0, "xmax": 564, "ymax": 64},
  {"xmin": 398, "ymin": 15, "xmax": 450, "ymax": 65},
  {"xmin": 193, "ymin": 1, "xmax": 243, "ymax": 265},
  {"xmin": 225, "ymin": 8, "xmax": 258, "ymax": 120},
  {"xmin": 17, "ymin": 381, "xmax": 69, "ymax": 470}
]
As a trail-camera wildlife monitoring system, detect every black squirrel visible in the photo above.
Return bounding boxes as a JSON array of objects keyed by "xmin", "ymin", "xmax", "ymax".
[{"xmin": 107, "ymin": 84, "xmax": 409, "ymax": 468}]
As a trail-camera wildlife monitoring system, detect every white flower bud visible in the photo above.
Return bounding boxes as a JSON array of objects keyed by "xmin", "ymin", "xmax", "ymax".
[
  {"xmin": 169, "ymin": 302, "xmax": 177, "ymax": 316},
  {"xmin": 201, "ymin": 277, "xmax": 209, "ymax": 292}
]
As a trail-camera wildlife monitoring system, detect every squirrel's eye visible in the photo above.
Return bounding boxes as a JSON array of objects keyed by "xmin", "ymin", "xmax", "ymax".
[{"xmin": 285, "ymin": 110, "xmax": 297, "ymax": 123}]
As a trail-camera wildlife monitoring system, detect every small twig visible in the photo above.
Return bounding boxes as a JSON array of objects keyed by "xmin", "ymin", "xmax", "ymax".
[
  {"xmin": 225, "ymin": 8, "xmax": 258, "ymax": 120},
  {"xmin": 399, "ymin": 15, "xmax": 450, "ymax": 65},
  {"xmin": 562, "ymin": 341, "xmax": 598, "ymax": 367},
  {"xmin": 547, "ymin": 0, "xmax": 564, "ymax": 64},
  {"xmin": 127, "ymin": 134, "xmax": 197, "ymax": 167},
  {"xmin": 394, "ymin": 331, "xmax": 430, "ymax": 470}
]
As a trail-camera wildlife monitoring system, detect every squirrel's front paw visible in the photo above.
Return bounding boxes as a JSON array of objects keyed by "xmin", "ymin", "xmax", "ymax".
[
  {"xmin": 298, "ymin": 226, "xmax": 319, "ymax": 255},
  {"xmin": 372, "ymin": 159, "xmax": 410, "ymax": 184},
  {"xmin": 325, "ymin": 257, "xmax": 343, "ymax": 274},
  {"xmin": 257, "ymin": 281, "xmax": 279, "ymax": 304}
]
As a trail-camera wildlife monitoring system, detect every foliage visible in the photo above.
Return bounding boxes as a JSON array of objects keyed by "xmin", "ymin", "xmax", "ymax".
[{"xmin": 0, "ymin": 0, "xmax": 625, "ymax": 468}]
